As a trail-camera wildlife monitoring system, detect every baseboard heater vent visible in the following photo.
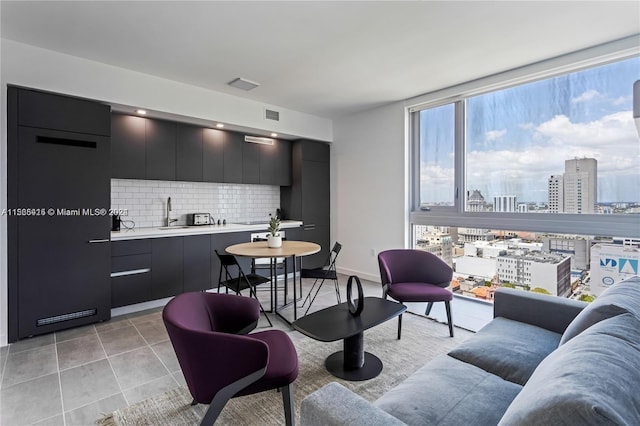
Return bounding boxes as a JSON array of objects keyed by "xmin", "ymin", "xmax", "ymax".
[
  {"xmin": 265, "ymin": 109, "xmax": 280, "ymax": 121},
  {"xmin": 36, "ymin": 308, "xmax": 97, "ymax": 327}
]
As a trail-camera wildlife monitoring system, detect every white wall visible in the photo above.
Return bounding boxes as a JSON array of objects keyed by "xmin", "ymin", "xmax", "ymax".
[
  {"xmin": 332, "ymin": 101, "xmax": 408, "ymax": 282},
  {"xmin": 0, "ymin": 39, "xmax": 332, "ymax": 346}
]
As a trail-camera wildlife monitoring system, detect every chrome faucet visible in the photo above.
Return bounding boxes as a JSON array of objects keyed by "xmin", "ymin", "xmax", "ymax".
[{"xmin": 166, "ymin": 197, "xmax": 178, "ymax": 227}]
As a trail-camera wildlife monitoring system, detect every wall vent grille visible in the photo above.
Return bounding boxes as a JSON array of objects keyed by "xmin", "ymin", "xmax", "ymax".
[
  {"xmin": 265, "ymin": 109, "xmax": 280, "ymax": 121},
  {"xmin": 245, "ymin": 136, "xmax": 274, "ymax": 145},
  {"xmin": 36, "ymin": 308, "xmax": 97, "ymax": 326}
]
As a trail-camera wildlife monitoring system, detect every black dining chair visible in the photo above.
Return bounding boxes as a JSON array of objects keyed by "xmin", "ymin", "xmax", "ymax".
[
  {"xmin": 300, "ymin": 242, "xmax": 342, "ymax": 315},
  {"xmin": 214, "ymin": 249, "xmax": 273, "ymax": 327}
]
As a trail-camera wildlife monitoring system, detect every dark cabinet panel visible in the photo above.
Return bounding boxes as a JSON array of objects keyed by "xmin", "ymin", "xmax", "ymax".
[
  {"xmin": 18, "ymin": 88, "xmax": 111, "ymax": 136},
  {"xmin": 183, "ymin": 235, "xmax": 212, "ymax": 292},
  {"xmin": 223, "ymin": 132, "xmax": 244, "ymax": 183},
  {"xmin": 146, "ymin": 119, "xmax": 176, "ymax": 180},
  {"xmin": 112, "ymin": 239, "xmax": 152, "ymax": 257},
  {"xmin": 300, "ymin": 139, "xmax": 330, "ymax": 163},
  {"xmin": 176, "ymin": 124, "xmax": 203, "ymax": 181},
  {"xmin": 111, "ymin": 114, "xmax": 146, "ymax": 179},
  {"xmin": 111, "ymin": 253, "xmax": 152, "ymax": 308},
  {"xmin": 301, "ymin": 160, "xmax": 330, "ymax": 228},
  {"xmin": 10, "ymin": 114, "xmax": 111, "ymax": 341},
  {"xmin": 300, "ymin": 225, "xmax": 330, "ymax": 269},
  {"xmin": 152, "ymin": 237, "xmax": 183, "ymax": 299},
  {"xmin": 242, "ymin": 142, "xmax": 261, "ymax": 184},
  {"xmin": 260, "ymin": 140, "xmax": 292, "ymax": 185},
  {"xmin": 203, "ymin": 128, "xmax": 225, "ymax": 183}
]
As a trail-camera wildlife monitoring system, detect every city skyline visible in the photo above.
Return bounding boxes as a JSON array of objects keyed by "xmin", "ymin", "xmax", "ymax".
[{"xmin": 421, "ymin": 56, "xmax": 640, "ymax": 205}]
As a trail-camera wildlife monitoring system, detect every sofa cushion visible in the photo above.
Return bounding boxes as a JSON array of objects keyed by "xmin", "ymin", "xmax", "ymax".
[
  {"xmin": 448, "ymin": 317, "xmax": 561, "ymax": 385},
  {"xmin": 375, "ymin": 354, "xmax": 522, "ymax": 426},
  {"xmin": 559, "ymin": 276, "xmax": 640, "ymax": 345},
  {"xmin": 499, "ymin": 313, "xmax": 640, "ymax": 425}
]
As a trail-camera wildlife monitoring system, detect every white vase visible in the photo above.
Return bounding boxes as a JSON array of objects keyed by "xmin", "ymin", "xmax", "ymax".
[{"xmin": 267, "ymin": 235, "xmax": 282, "ymax": 248}]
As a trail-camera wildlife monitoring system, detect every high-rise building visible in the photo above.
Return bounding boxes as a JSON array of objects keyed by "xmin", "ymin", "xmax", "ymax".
[
  {"xmin": 547, "ymin": 175, "xmax": 564, "ymax": 213},
  {"xmin": 493, "ymin": 195, "xmax": 516, "ymax": 212},
  {"xmin": 547, "ymin": 158, "xmax": 597, "ymax": 213},
  {"xmin": 466, "ymin": 189, "xmax": 486, "ymax": 212}
]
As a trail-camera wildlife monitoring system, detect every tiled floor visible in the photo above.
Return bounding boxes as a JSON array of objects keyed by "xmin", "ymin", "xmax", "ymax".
[{"xmin": 0, "ymin": 274, "xmax": 486, "ymax": 425}]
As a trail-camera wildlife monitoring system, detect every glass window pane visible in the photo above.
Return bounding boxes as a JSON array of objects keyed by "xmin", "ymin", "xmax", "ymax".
[
  {"xmin": 419, "ymin": 103, "xmax": 455, "ymax": 208},
  {"xmin": 465, "ymin": 57, "xmax": 640, "ymax": 214}
]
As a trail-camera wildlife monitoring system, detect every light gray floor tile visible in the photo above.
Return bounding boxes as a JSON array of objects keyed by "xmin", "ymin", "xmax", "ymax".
[
  {"xmin": 32, "ymin": 414, "xmax": 64, "ymax": 426},
  {"xmin": 98, "ymin": 325, "xmax": 146, "ymax": 356},
  {"xmin": 151, "ymin": 340, "xmax": 180, "ymax": 373},
  {"xmin": 64, "ymin": 392, "xmax": 127, "ymax": 426},
  {"xmin": 127, "ymin": 309, "xmax": 163, "ymax": 326},
  {"xmin": 57, "ymin": 334, "xmax": 106, "ymax": 371},
  {"xmin": 55, "ymin": 324, "xmax": 97, "ymax": 343},
  {"xmin": 59, "ymin": 358, "xmax": 121, "ymax": 411},
  {"xmin": 0, "ymin": 345, "xmax": 8, "ymax": 385},
  {"xmin": 172, "ymin": 371, "xmax": 187, "ymax": 387},
  {"xmin": 109, "ymin": 346, "xmax": 169, "ymax": 390},
  {"xmin": 8, "ymin": 333, "xmax": 54, "ymax": 355},
  {"xmin": 135, "ymin": 320, "xmax": 169, "ymax": 345},
  {"xmin": 123, "ymin": 374, "xmax": 179, "ymax": 405},
  {"xmin": 95, "ymin": 315, "xmax": 132, "ymax": 333},
  {"xmin": 0, "ymin": 373, "xmax": 62, "ymax": 426},
  {"xmin": 1, "ymin": 345, "xmax": 58, "ymax": 388}
]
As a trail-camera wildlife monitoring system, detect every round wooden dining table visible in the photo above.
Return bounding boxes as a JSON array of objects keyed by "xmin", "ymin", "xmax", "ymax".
[{"xmin": 226, "ymin": 240, "xmax": 320, "ymax": 323}]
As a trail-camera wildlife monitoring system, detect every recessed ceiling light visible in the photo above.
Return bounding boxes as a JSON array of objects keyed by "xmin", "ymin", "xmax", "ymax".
[
  {"xmin": 216, "ymin": 123, "xmax": 224, "ymax": 128},
  {"xmin": 270, "ymin": 133, "xmax": 278, "ymax": 138},
  {"xmin": 228, "ymin": 77, "xmax": 260, "ymax": 91},
  {"xmin": 136, "ymin": 109, "xmax": 147, "ymax": 115}
]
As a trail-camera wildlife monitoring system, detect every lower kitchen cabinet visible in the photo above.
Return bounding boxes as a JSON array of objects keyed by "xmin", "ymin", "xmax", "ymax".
[
  {"xmin": 211, "ymin": 231, "xmax": 252, "ymax": 290},
  {"xmin": 152, "ymin": 237, "xmax": 184, "ymax": 299},
  {"xmin": 183, "ymin": 235, "xmax": 211, "ymax": 292},
  {"xmin": 111, "ymin": 240, "xmax": 152, "ymax": 308}
]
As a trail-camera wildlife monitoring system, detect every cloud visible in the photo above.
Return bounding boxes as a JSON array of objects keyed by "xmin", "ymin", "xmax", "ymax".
[
  {"xmin": 485, "ymin": 129, "xmax": 506, "ymax": 141},
  {"xmin": 571, "ymin": 89, "xmax": 601, "ymax": 103}
]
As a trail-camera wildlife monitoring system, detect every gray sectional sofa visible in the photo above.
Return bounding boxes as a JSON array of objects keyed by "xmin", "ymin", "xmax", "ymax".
[{"xmin": 300, "ymin": 276, "xmax": 640, "ymax": 425}]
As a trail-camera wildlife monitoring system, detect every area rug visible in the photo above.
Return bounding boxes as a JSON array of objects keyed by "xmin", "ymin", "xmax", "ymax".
[{"xmin": 97, "ymin": 313, "xmax": 471, "ymax": 425}]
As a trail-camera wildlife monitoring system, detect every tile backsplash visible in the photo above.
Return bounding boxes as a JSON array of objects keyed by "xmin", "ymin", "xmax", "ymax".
[{"xmin": 111, "ymin": 179, "xmax": 281, "ymax": 228}]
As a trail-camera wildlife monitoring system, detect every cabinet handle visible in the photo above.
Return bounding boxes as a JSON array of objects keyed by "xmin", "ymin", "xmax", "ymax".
[
  {"xmin": 304, "ymin": 224, "xmax": 316, "ymax": 231},
  {"xmin": 88, "ymin": 239, "xmax": 110, "ymax": 243},
  {"xmin": 111, "ymin": 268, "xmax": 151, "ymax": 278}
]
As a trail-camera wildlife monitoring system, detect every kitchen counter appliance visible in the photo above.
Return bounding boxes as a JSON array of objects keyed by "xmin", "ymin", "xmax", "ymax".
[{"xmin": 187, "ymin": 213, "xmax": 213, "ymax": 226}]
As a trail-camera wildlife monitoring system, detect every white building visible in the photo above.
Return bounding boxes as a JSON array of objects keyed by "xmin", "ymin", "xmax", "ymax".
[
  {"xmin": 590, "ymin": 243, "xmax": 640, "ymax": 296},
  {"xmin": 493, "ymin": 195, "xmax": 517, "ymax": 212},
  {"xmin": 542, "ymin": 235, "xmax": 591, "ymax": 270},
  {"xmin": 548, "ymin": 175, "xmax": 564, "ymax": 213},
  {"xmin": 563, "ymin": 158, "xmax": 598, "ymax": 214},
  {"xmin": 496, "ymin": 252, "xmax": 572, "ymax": 296}
]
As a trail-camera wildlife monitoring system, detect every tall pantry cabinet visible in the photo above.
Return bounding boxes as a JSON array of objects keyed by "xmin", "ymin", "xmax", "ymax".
[{"xmin": 7, "ymin": 87, "xmax": 112, "ymax": 342}]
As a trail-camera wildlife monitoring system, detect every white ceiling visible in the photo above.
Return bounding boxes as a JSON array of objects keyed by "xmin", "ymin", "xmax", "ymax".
[{"xmin": 1, "ymin": 1, "xmax": 639, "ymax": 119}]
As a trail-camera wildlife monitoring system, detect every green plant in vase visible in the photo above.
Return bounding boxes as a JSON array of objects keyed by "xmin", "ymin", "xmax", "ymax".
[{"xmin": 267, "ymin": 215, "xmax": 282, "ymax": 248}]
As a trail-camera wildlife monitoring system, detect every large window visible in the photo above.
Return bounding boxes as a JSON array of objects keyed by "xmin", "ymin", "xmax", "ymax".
[{"xmin": 411, "ymin": 53, "xmax": 640, "ymax": 302}]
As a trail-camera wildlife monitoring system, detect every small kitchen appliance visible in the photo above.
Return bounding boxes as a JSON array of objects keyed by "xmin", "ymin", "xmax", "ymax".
[{"xmin": 187, "ymin": 213, "xmax": 213, "ymax": 226}]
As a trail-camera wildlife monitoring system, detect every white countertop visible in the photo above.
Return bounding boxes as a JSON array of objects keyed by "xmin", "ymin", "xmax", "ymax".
[{"xmin": 111, "ymin": 220, "xmax": 303, "ymax": 241}]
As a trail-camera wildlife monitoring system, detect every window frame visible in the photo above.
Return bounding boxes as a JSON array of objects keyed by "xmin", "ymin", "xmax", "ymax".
[{"xmin": 408, "ymin": 37, "xmax": 640, "ymax": 242}]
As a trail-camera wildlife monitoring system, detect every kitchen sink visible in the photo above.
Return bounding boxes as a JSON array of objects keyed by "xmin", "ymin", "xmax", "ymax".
[{"xmin": 158, "ymin": 226, "xmax": 190, "ymax": 230}]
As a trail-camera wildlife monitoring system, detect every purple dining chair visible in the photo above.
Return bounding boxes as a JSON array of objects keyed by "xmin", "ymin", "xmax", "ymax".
[
  {"xmin": 378, "ymin": 249, "xmax": 454, "ymax": 338},
  {"xmin": 163, "ymin": 292, "xmax": 298, "ymax": 425}
]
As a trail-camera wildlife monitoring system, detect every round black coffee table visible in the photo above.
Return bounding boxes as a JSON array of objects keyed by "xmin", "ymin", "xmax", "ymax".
[{"xmin": 292, "ymin": 297, "xmax": 406, "ymax": 381}]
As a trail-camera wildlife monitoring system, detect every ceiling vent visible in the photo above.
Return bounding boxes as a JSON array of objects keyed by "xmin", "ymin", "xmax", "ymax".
[
  {"xmin": 228, "ymin": 77, "xmax": 260, "ymax": 91},
  {"xmin": 245, "ymin": 136, "xmax": 274, "ymax": 145},
  {"xmin": 265, "ymin": 109, "xmax": 280, "ymax": 121}
]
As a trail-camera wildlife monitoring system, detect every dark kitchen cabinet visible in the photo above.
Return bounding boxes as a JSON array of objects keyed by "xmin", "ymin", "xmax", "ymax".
[
  {"xmin": 8, "ymin": 87, "xmax": 112, "ymax": 342},
  {"xmin": 146, "ymin": 119, "xmax": 176, "ymax": 180},
  {"xmin": 211, "ymin": 231, "xmax": 252, "ymax": 289},
  {"xmin": 183, "ymin": 235, "xmax": 212, "ymax": 292},
  {"xmin": 151, "ymin": 237, "xmax": 184, "ymax": 299},
  {"xmin": 260, "ymin": 139, "xmax": 292, "ymax": 186},
  {"xmin": 111, "ymin": 114, "xmax": 146, "ymax": 179},
  {"xmin": 111, "ymin": 240, "xmax": 152, "ymax": 308},
  {"xmin": 177, "ymin": 124, "xmax": 204, "ymax": 182},
  {"xmin": 223, "ymin": 132, "xmax": 244, "ymax": 183},
  {"xmin": 243, "ymin": 142, "xmax": 261, "ymax": 184},
  {"xmin": 281, "ymin": 140, "xmax": 331, "ymax": 269},
  {"xmin": 203, "ymin": 128, "xmax": 225, "ymax": 183}
]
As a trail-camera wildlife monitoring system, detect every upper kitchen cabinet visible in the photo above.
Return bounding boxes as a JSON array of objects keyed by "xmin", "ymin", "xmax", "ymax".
[
  {"xmin": 242, "ymin": 141, "xmax": 262, "ymax": 184},
  {"xmin": 222, "ymin": 131, "xmax": 244, "ymax": 183},
  {"xmin": 202, "ymin": 128, "xmax": 224, "ymax": 182},
  {"xmin": 111, "ymin": 114, "xmax": 146, "ymax": 179},
  {"xmin": 18, "ymin": 88, "xmax": 110, "ymax": 136},
  {"xmin": 177, "ymin": 124, "xmax": 204, "ymax": 182},
  {"xmin": 260, "ymin": 139, "xmax": 292, "ymax": 186},
  {"xmin": 145, "ymin": 119, "xmax": 176, "ymax": 180}
]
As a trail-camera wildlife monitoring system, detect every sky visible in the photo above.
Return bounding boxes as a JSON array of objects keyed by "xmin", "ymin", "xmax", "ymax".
[{"xmin": 421, "ymin": 56, "xmax": 640, "ymax": 204}]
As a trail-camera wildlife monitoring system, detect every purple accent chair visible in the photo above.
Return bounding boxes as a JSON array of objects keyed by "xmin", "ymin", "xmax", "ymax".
[
  {"xmin": 163, "ymin": 292, "xmax": 299, "ymax": 425},
  {"xmin": 378, "ymin": 249, "xmax": 454, "ymax": 338}
]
